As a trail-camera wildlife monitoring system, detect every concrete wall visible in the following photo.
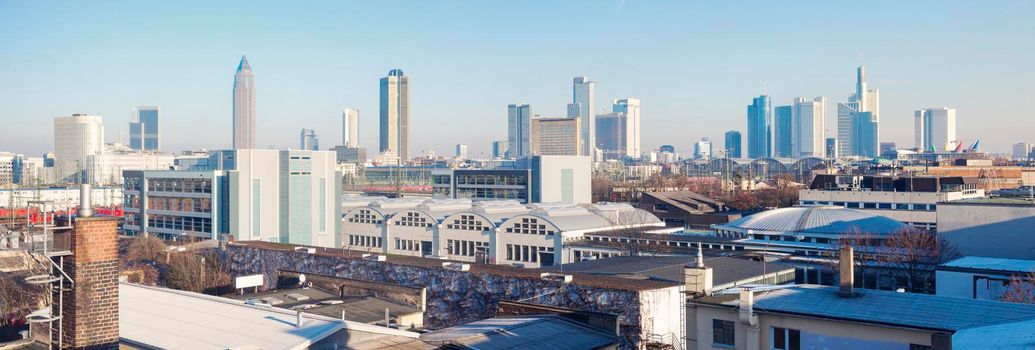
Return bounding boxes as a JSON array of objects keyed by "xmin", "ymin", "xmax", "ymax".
[
  {"xmin": 223, "ymin": 243, "xmax": 682, "ymax": 349},
  {"xmin": 938, "ymin": 203, "xmax": 1035, "ymax": 259}
]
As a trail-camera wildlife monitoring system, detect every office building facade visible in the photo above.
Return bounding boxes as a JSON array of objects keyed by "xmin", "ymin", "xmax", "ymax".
[
  {"xmin": 826, "ymin": 137, "xmax": 839, "ymax": 159},
  {"xmin": 774, "ymin": 105, "xmax": 793, "ymax": 157},
  {"xmin": 300, "ymin": 128, "xmax": 319, "ymax": 151},
  {"xmin": 492, "ymin": 140, "xmax": 509, "ymax": 159},
  {"xmin": 723, "ymin": 131, "xmax": 742, "ymax": 158},
  {"xmin": 506, "ymin": 104, "xmax": 531, "ymax": 158},
  {"xmin": 343, "ymin": 108, "xmax": 359, "ymax": 148},
  {"xmin": 455, "ymin": 144, "xmax": 468, "ymax": 159},
  {"xmin": 747, "ymin": 95, "xmax": 771, "ymax": 159},
  {"xmin": 431, "ymin": 155, "xmax": 592, "ymax": 204},
  {"xmin": 915, "ymin": 107, "xmax": 957, "ymax": 152},
  {"xmin": 530, "ymin": 117, "xmax": 581, "ymax": 156},
  {"xmin": 595, "ymin": 112, "xmax": 626, "ymax": 159},
  {"xmin": 54, "ymin": 114, "xmax": 105, "ymax": 183},
  {"xmin": 694, "ymin": 138, "xmax": 712, "ymax": 160},
  {"xmin": 233, "ymin": 55, "xmax": 256, "ymax": 149},
  {"xmin": 1013, "ymin": 142, "xmax": 1032, "ymax": 160},
  {"xmin": 130, "ymin": 106, "xmax": 160, "ymax": 151},
  {"xmin": 570, "ymin": 77, "xmax": 597, "ymax": 156},
  {"xmin": 612, "ymin": 98, "xmax": 641, "ymax": 158},
  {"xmin": 380, "ymin": 69, "xmax": 410, "ymax": 161},
  {"xmin": 837, "ymin": 65, "xmax": 880, "ymax": 157},
  {"xmin": 124, "ymin": 149, "xmax": 342, "ymax": 247},
  {"xmin": 793, "ymin": 97, "xmax": 826, "ymax": 157}
]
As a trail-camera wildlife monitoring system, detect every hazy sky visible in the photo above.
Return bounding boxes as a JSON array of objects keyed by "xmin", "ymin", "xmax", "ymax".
[{"xmin": 2, "ymin": 1, "xmax": 1034, "ymax": 157}]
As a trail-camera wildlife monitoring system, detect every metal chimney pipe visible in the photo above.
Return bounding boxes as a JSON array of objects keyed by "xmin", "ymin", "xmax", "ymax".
[
  {"xmin": 79, "ymin": 183, "xmax": 93, "ymax": 218},
  {"xmin": 695, "ymin": 244, "xmax": 704, "ymax": 268},
  {"xmin": 838, "ymin": 245, "xmax": 855, "ymax": 297},
  {"xmin": 296, "ymin": 310, "xmax": 302, "ymax": 328}
]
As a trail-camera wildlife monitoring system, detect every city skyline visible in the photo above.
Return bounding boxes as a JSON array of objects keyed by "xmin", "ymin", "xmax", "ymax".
[{"xmin": 2, "ymin": 1, "xmax": 1035, "ymax": 157}]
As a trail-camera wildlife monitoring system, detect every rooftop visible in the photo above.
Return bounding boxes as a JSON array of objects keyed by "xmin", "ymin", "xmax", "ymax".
[
  {"xmin": 227, "ymin": 286, "xmax": 422, "ymax": 325},
  {"xmin": 419, "ymin": 315, "xmax": 619, "ymax": 349},
  {"xmin": 695, "ymin": 284, "xmax": 1035, "ymax": 332},
  {"xmin": 119, "ymin": 283, "xmax": 427, "ymax": 350},
  {"xmin": 543, "ymin": 254, "xmax": 792, "ymax": 288},
  {"xmin": 714, "ymin": 206, "xmax": 909, "ymax": 236},
  {"xmin": 939, "ymin": 256, "xmax": 1035, "ymax": 274}
]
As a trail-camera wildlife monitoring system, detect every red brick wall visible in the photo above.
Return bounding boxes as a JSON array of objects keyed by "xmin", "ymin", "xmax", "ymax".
[{"xmin": 54, "ymin": 217, "xmax": 120, "ymax": 349}]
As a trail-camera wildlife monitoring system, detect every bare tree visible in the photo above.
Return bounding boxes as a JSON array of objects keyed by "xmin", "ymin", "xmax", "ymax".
[
  {"xmin": 164, "ymin": 249, "xmax": 232, "ymax": 294},
  {"xmin": 878, "ymin": 229, "xmax": 961, "ymax": 293},
  {"xmin": 125, "ymin": 235, "xmax": 166, "ymax": 263},
  {"xmin": 1000, "ymin": 272, "xmax": 1035, "ymax": 304}
]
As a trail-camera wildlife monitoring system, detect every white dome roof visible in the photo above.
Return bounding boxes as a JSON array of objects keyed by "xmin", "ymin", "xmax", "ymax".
[{"xmin": 724, "ymin": 206, "xmax": 908, "ymax": 236}]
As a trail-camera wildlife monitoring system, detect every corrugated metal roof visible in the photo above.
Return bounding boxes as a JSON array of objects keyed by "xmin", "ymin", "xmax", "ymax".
[
  {"xmin": 419, "ymin": 315, "xmax": 619, "ymax": 349},
  {"xmin": 718, "ymin": 206, "xmax": 908, "ymax": 235}
]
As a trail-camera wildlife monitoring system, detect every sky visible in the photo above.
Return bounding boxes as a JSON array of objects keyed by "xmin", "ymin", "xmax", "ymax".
[{"xmin": 1, "ymin": 0, "xmax": 1034, "ymax": 157}]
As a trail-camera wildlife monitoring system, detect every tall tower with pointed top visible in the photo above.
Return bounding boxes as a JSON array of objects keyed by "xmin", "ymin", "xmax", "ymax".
[{"xmin": 233, "ymin": 55, "xmax": 256, "ymax": 149}]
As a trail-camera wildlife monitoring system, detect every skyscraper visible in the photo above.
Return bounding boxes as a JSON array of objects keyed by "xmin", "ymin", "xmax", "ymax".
[
  {"xmin": 1013, "ymin": 142, "xmax": 1032, "ymax": 160},
  {"xmin": 793, "ymin": 97, "xmax": 826, "ymax": 157},
  {"xmin": 233, "ymin": 55, "xmax": 256, "ymax": 149},
  {"xmin": 300, "ymin": 129, "xmax": 319, "ymax": 151},
  {"xmin": 492, "ymin": 140, "xmax": 509, "ymax": 159},
  {"xmin": 837, "ymin": 64, "xmax": 880, "ymax": 157},
  {"xmin": 612, "ymin": 98, "xmax": 641, "ymax": 158},
  {"xmin": 54, "ymin": 114, "xmax": 104, "ymax": 183},
  {"xmin": 694, "ymin": 138, "xmax": 712, "ymax": 160},
  {"xmin": 570, "ymin": 77, "xmax": 597, "ymax": 156},
  {"xmin": 747, "ymin": 95, "xmax": 771, "ymax": 159},
  {"xmin": 380, "ymin": 69, "xmax": 410, "ymax": 161},
  {"xmin": 343, "ymin": 108, "xmax": 359, "ymax": 147},
  {"xmin": 507, "ymin": 104, "xmax": 531, "ymax": 158},
  {"xmin": 455, "ymin": 144, "xmax": 468, "ymax": 159},
  {"xmin": 773, "ymin": 105, "xmax": 793, "ymax": 158},
  {"xmin": 724, "ymin": 131, "xmax": 742, "ymax": 158},
  {"xmin": 825, "ymin": 137, "xmax": 839, "ymax": 159},
  {"xmin": 915, "ymin": 107, "xmax": 957, "ymax": 151},
  {"xmin": 595, "ymin": 112, "xmax": 625, "ymax": 159},
  {"xmin": 130, "ymin": 106, "xmax": 159, "ymax": 151}
]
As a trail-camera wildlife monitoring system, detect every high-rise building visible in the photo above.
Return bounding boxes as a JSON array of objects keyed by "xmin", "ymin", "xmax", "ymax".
[
  {"xmin": 659, "ymin": 145, "xmax": 676, "ymax": 154},
  {"xmin": 455, "ymin": 144, "xmax": 468, "ymax": 159},
  {"xmin": 54, "ymin": 114, "xmax": 104, "ymax": 183},
  {"xmin": 130, "ymin": 106, "xmax": 159, "ymax": 151},
  {"xmin": 343, "ymin": 108, "xmax": 359, "ymax": 147},
  {"xmin": 570, "ymin": 77, "xmax": 597, "ymax": 156},
  {"xmin": 915, "ymin": 107, "xmax": 957, "ymax": 152},
  {"xmin": 747, "ymin": 95, "xmax": 771, "ymax": 159},
  {"xmin": 793, "ymin": 97, "xmax": 826, "ymax": 157},
  {"xmin": 837, "ymin": 64, "xmax": 880, "ymax": 157},
  {"xmin": 380, "ymin": 69, "xmax": 410, "ymax": 161},
  {"xmin": 774, "ymin": 105, "xmax": 793, "ymax": 158},
  {"xmin": 507, "ymin": 104, "xmax": 531, "ymax": 158},
  {"xmin": 595, "ymin": 112, "xmax": 626, "ymax": 159},
  {"xmin": 233, "ymin": 55, "xmax": 256, "ymax": 149},
  {"xmin": 492, "ymin": 140, "xmax": 509, "ymax": 159},
  {"xmin": 300, "ymin": 128, "xmax": 319, "ymax": 151},
  {"xmin": 694, "ymin": 138, "xmax": 712, "ymax": 160},
  {"xmin": 825, "ymin": 137, "xmax": 839, "ymax": 159},
  {"xmin": 612, "ymin": 98, "xmax": 641, "ymax": 158},
  {"xmin": 1013, "ymin": 142, "xmax": 1032, "ymax": 160},
  {"xmin": 724, "ymin": 131, "xmax": 742, "ymax": 158},
  {"xmin": 531, "ymin": 117, "xmax": 581, "ymax": 156},
  {"xmin": 880, "ymin": 142, "xmax": 897, "ymax": 157}
]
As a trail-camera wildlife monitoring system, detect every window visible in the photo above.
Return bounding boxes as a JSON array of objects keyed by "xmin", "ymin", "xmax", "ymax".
[
  {"xmin": 772, "ymin": 327, "xmax": 800, "ymax": 350},
  {"xmin": 712, "ymin": 319, "xmax": 735, "ymax": 347}
]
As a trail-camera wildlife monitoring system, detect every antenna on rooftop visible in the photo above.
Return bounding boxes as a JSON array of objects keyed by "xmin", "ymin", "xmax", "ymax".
[{"xmin": 762, "ymin": 80, "xmax": 767, "ymax": 96}]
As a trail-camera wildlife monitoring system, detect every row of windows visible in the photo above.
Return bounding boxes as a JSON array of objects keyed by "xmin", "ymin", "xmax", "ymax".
[
  {"xmin": 348, "ymin": 234, "xmax": 382, "ymax": 248},
  {"xmin": 348, "ymin": 210, "xmax": 383, "ymax": 224},
  {"xmin": 455, "ymin": 174, "xmax": 527, "ymax": 186},
  {"xmin": 395, "ymin": 212, "xmax": 433, "ymax": 228},
  {"xmin": 146, "ymin": 214, "xmax": 212, "ymax": 233},
  {"xmin": 394, "ymin": 238, "xmax": 421, "ymax": 251},
  {"xmin": 801, "ymin": 201, "xmax": 936, "ymax": 211},
  {"xmin": 505, "ymin": 244, "xmax": 553, "ymax": 263},
  {"xmin": 585, "ymin": 235, "xmax": 743, "ymax": 251},
  {"xmin": 147, "ymin": 197, "xmax": 212, "ymax": 213},
  {"xmin": 147, "ymin": 178, "xmax": 212, "ymax": 194},
  {"xmin": 446, "ymin": 215, "xmax": 489, "ymax": 231},
  {"xmin": 504, "ymin": 218, "xmax": 555, "ymax": 236},
  {"xmin": 455, "ymin": 188, "xmax": 527, "ymax": 202},
  {"xmin": 750, "ymin": 234, "xmax": 836, "ymax": 245},
  {"xmin": 447, "ymin": 239, "xmax": 488, "ymax": 257},
  {"xmin": 572, "ymin": 249, "xmax": 620, "ymax": 262}
]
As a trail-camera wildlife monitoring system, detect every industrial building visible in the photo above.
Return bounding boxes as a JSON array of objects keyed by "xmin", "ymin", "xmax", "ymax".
[
  {"xmin": 431, "ymin": 155, "xmax": 592, "ymax": 204},
  {"xmin": 342, "ymin": 198, "xmax": 663, "ymax": 268},
  {"xmin": 799, "ymin": 174, "xmax": 984, "ymax": 230},
  {"xmin": 938, "ymin": 197, "xmax": 1035, "ymax": 259}
]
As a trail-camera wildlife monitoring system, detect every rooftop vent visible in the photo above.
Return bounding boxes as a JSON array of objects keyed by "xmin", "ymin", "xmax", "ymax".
[
  {"xmin": 442, "ymin": 262, "xmax": 471, "ymax": 271},
  {"xmin": 362, "ymin": 254, "xmax": 387, "ymax": 262},
  {"xmin": 293, "ymin": 247, "xmax": 316, "ymax": 254},
  {"xmin": 540, "ymin": 272, "xmax": 573, "ymax": 283}
]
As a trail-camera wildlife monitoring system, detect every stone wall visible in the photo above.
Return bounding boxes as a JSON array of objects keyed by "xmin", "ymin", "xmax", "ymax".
[{"xmin": 224, "ymin": 243, "xmax": 678, "ymax": 348}]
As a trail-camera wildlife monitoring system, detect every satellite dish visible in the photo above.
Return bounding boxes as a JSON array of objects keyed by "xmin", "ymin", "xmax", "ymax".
[{"xmin": 298, "ymin": 274, "xmax": 307, "ymax": 284}]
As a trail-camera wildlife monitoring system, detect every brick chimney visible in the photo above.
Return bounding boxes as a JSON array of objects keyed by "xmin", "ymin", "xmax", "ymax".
[{"xmin": 54, "ymin": 216, "xmax": 120, "ymax": 349}]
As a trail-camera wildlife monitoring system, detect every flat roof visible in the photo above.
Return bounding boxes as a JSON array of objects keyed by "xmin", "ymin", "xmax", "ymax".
[
  {"xmin": 544, "ymin": 255, "xmax": 792, "ymax": 287},
  {"xmin": 419, "ymin": 315, "xmax": 619, "ymax": 349},
  {"xmin": 228, "ymin": 287, "xmax": 422, "ymax": 324},
  {"xmin": 939, "ymin": 256, "xmax": 1035, "ymax": 274},
  {"xmin": 695, "ymin": 284, "xmax": 1035, "ymax": 332},
  {"xmin": 119, "ymin": 283, "xmax": 426, "ymax": 350}
]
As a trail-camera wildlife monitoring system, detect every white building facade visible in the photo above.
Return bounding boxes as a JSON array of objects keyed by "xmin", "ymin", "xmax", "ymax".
[
  {"xmin": 793, "ymin": 96, "xmax": 826, "ymax": 157},
  {"xmin": 54, "ymin": 114, "xmax": 105, "ymax": 183},
  {"xmin": 915, "ymin": 107, "xmax": 957, "ymax": 151}
]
